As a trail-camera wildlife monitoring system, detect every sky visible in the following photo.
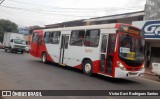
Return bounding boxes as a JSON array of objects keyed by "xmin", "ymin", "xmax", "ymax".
[{"xmin": 0, "ymin": 0, "xmax": 146, "ymax": 27}]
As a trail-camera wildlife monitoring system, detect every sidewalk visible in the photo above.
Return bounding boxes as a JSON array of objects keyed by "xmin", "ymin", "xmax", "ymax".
[{"xmin": 143, "ymin": 67, "xmax": 160, "ymax": 82}]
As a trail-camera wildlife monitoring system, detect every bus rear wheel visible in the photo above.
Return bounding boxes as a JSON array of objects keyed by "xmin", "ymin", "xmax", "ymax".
[
  {"xmin": 82, "ymin": 60, "xmax": 93, "ymax": 76},
  {"xmin": 41, "ymin": 52, "xmax": 48, "ymax": 64}
]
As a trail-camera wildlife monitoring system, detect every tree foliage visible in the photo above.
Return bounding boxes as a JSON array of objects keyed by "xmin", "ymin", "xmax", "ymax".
[
  {"xmin": 0, "ymin": 19, "xmax": 18, "ymax": 42},
  {"xmin": 0, "ymin": 19, "xmax": 18, "ymax": 33}
]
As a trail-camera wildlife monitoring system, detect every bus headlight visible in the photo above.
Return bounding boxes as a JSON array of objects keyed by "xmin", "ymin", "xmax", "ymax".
[
  {"xmin": 141, "ymin": 64, "xmax": 145, "ymax": 70},
  {"xmin": 117, "ymin": 61, "xmax": 126, "ymax": 71}
]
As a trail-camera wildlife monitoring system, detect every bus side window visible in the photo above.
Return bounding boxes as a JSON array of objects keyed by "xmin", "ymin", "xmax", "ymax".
[
  {"xmin": 53, "ymin": 31, "xmax": 61, "ymax": 44},
  {"xmin": 84, "ymin": 29, "xmax": 100, "ymax": 47},
  {"xmin": 44, "ymin": 32, "xmax": 50, "ymax": 44},
  {"xmin": 70, "ymin": 30, "xmax": 85, "ymax": 46},
  {"xmin": 50, "ymin": 31, "xmax": 61, "ymax": 44},
  {"xmin": 50, "ymin": 32, "xmax": 54, "ymax": 44},
  {"xmin": 32, "ymin": 32, "xmax": 38, "ymax": 43}
]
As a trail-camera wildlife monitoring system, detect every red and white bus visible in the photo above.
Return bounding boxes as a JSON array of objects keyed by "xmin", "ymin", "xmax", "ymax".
[{"xmin": 30, "ymin": 23, "xmax": 145, "ymax": 78}]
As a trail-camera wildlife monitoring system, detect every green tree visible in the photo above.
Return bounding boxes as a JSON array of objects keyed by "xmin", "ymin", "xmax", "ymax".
[{"xmin": 0, "ymin": 19, "xmax": 18, "ymax": 42}]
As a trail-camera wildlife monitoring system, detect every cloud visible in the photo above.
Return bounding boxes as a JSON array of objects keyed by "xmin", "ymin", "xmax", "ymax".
[{"xmin": 0, "ymin": 0, "xmax": 146, "ymax": 27}]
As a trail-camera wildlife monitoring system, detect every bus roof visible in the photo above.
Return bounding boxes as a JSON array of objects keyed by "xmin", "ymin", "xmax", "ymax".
[
  {"xmin": 33, "ymin": 23, "xmax": 139, "ymax": 32},
  {"xmin": 34, "ymin": 23, "xmax": 118, "ymax": 32}
]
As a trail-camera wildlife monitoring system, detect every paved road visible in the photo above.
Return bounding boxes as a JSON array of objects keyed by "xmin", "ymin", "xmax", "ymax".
[{"xmin": 0, "ymin": 50, "xmax": 160, "ymax": 99}]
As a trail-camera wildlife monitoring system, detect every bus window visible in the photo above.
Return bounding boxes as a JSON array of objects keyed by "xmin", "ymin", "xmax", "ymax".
[
  {"xmin": 44, "ymin": 32, "xmax": 50, "ymax": 44},
  {"xmin": 70, "ymin": 30, "xmax": 85, "ymax": 46},
  {"xmin": 38, "ymin": 36, "xmax": 42, "ymax": 46},
  {"xmin": 50, "ymin": 32, "xmax": 54, "ymax": 44},
  {"xmin": 50, "ymin": 31, "xmax": 61, "ymax": 44},
  {"xmin": 101, "ymin": 35, "xmax": 108, "ymax": 53},
  {"xmin": 84, "ymin": 29, "xmax": 100, "ymax": 47},
  {"xmin": 119, "ymin": 34, "xmax": 144, "ymax": 65},
  {"xmin": 65, "ymin": 36, "xmax": 69, "ymax": 49},
  {"xmin": 109, "ymin": 34, "xmax": 116, "ymax": 54},
  {"xmin": 32, "ymin": 32, "xmax": 38, "ymax": 43}
]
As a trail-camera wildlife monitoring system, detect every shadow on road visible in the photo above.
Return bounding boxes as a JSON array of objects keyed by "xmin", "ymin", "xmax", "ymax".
[
  {"xmin": 92, "ymin": 74, "xmax": 140, "ymax": 84},
  {"xmin": 32, "ymin": 60, "xmax": 141, "ymax": 84}
]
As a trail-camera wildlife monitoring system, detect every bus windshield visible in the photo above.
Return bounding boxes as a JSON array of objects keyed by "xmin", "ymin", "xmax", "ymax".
[
  {"xmin": 119, "ymin": 34, "xmax": 144, "ymax": 66},
  {"xmin": 14, "ymin": 39, "xmax": 26, "ymax": 44}
]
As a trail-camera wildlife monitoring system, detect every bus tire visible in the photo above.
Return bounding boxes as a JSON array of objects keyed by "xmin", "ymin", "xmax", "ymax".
[
  {"xmin": 82, "ymin": 60, "xmax": 93, "ymax": 76},
  {"xmin": 41, "ymin": 52, "xmax": 48, "ymax": 64}
]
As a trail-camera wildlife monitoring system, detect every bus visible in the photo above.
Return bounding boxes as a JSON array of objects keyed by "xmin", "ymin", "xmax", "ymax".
[{"xmin": 30, "ymin": 23, "xmax": 145, "ymax": 78}]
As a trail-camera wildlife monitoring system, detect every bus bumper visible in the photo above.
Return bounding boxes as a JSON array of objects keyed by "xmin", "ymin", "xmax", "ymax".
[{"xmin": 114, "ymin": 67, "xmax": 145, "ymax": 78}]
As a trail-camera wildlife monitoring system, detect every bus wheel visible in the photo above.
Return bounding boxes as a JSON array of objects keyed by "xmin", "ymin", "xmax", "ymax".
[
  {"xmin": 83, "ymin": 60, "xmax": 93, "ymax": 76},
  {"xmin": 42, "ymin": 52, "xmax": 48, "ymax": 64}
]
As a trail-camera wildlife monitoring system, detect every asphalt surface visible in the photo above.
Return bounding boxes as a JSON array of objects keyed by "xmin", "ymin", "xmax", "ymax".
[{"xmin": 0, "ymin": 49, "xmax": 160, "ymax": 99}]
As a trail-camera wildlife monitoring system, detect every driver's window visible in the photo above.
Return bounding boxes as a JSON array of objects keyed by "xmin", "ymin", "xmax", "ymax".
[{"xmin": 32, "ymin": 33, "xmax": 38, "ymax": 43}]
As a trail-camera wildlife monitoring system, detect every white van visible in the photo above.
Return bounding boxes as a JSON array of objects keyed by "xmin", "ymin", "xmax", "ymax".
[
  {"xmin": 151, "ymin": 58, "xmax": 160, "ymax": 79},
  {"xmin": 3, "ymin": 32, "xmax": 26, "ymax": 54}
]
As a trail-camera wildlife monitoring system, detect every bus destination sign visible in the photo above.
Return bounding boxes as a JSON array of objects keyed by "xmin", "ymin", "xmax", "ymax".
[{"xmin": 120, "ymin": 25, "xmax": 140, "ymax": 36}]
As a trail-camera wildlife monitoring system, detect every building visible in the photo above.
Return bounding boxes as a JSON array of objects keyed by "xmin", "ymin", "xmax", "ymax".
[
  {"xmin": 19, "ymin": 27, "xmax": 29, "ymax": 35},
  {"xmin": 83, "ymin": 11, "xmax": 144, "ymax": 25},
  {"xmin": 45, "ymin": 11, "xmax": 144, "ymax": 28},
  {"xmin": 131, "ymin": 0, "xmax": 160, "ymax": 68},
  {"xmin": 45, "ymin": 19, "xmax": 85, "ymax": 28},
  {"xmin": 133, "ymin": 20, "xmax": 160, "ymax": 67},
  {"xmin": 144, "ymin": 0, "xmax": 160, "ymax": 20}
]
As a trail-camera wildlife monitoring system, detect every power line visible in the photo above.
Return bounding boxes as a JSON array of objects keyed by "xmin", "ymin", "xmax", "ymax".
[
  {"xmin": 7, "ymin": 0, "xmax": 104, "ymax": 11},
  {"xmin": 7, "ymin": 0, "xmax": 144, "ymax": 11},
  {"xmin": 0, "ymin": 0, "xmax": 5, "ymax": 5},
  {"xmin": 0, "ymin": 5, "xmax": 97, "ymax": 17},
  {"xmin": 0, "ymin": 4, "xmax": 144, "ymax": 16}
]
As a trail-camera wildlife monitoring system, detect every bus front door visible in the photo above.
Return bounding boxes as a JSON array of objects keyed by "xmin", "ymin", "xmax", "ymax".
[
  {"xmin": 100, "ymin": 34, "xmax": 116, "ymax": 76},
  {"xmin": 106, "ymin": 34, "xmax": 116, "ymax": 75},
  {"xmin": 59, "ymin": 34, "xmax": 69, "ymax": 65}
]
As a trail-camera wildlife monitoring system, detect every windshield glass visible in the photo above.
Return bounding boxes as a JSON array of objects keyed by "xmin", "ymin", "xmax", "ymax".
[
  {"xmin": 119, "ymin": 34, "xmax": 144, "ymax": 66},
  {"xmin": 14, "ymin": 39, "xmax": 26, "ymax": 44}
]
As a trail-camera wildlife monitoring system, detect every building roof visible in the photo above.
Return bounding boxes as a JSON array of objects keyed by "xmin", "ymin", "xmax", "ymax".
[
  {"xmin": 83, "ymin": 11, "xmax": 144, "ymax": 22},
  {"xmin": 45, "ymin": 19, "xmax": 85, "ymax": 27},
  {"xmin": 44, "ymin": 11, "xmax": 144, "ymax": 28}
]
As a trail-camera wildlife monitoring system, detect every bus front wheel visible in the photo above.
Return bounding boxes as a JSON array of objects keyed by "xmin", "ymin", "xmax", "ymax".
[
  {"xmin": 82, "ymin": 60, "xmax": 93, "ymax": 76},
  {"xmin": 41, "ymin": 52, "xmax": 48, "ymax": 64}
]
